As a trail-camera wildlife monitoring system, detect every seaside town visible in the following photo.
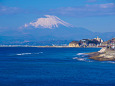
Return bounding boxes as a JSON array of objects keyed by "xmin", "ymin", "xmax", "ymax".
[
  {"xmin": 0, "ymin": 37, "xmax": 115, "ymax": 49},
  {"xmin": 68, "ymin": 37, "xmax": 115, "ymax": 61},
  {"xmin": 1, "ymin": 37, "xmax": 115, "ymax": 61},
  {"xmin": 69, "ymin": 36, "xmax": 115, "ymax": 49}
]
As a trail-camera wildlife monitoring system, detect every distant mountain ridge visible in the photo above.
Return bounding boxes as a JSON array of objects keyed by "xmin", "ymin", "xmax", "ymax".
[
  {"xmin": 20, "ymin": 15, "xmax": 94, "ymax": 41},
  {"xmin": 0, "ymin": 15, "xmax": 115, "ymax": 43}
]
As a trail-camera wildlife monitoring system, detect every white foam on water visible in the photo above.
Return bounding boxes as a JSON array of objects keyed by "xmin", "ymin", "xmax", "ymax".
[
  {"xmin": 16, "ymin": 52, "xmax": 43, "ymax": 56},
  {"xmin": 73, "ymin": 57, "xmax": 86, "ymax": 61},
  {"xmin": 34, "ymin": 52, "xmax": 43, "ymax": 54},
  {"xmin": 77, "ymin": 58, "xmax": 86, "ymax": 61},
  {"xmin": 77, "ymin": 53, "xmax": 84, "ymax": 55},
  {"xmin": 16, "ymin": 53, "xmax": 32, "ymax": 56},
  {"xmin": 73, "ymin": 56, "xmax": 93, "ymax": 62},
  {"xmin": 72, "ymin": 57, "xmax": 78, "ymax": 59},
  {"xmin": 16, "ymin": 54, "xmax": 22, "ymax": 56},
  {"xmin": 77, "ymin": 53, "xmax": 87, "ymax": 56},
  {"xmin": 86, "ymin": 60, "xmax": 93, "ymax": 62}
]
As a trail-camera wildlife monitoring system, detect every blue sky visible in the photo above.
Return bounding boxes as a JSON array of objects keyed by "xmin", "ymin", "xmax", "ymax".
[{"xmin": 0, "ymin": 0, "xmax": 115, "ymax": 32}]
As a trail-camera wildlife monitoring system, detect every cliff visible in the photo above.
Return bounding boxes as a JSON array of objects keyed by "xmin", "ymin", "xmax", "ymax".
[{"xmin": 69, "ymin": 41, "xmax": 80, "ymax": 47}]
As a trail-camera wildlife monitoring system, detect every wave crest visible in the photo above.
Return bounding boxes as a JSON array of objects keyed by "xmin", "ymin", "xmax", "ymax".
[
  {"xmin": 16, "ymin": 52, "xmax": 43, "ymax": 56},
  {"xmin": 77, "ymin": 53, "xmax": 86, "ymax": 55},
  {"xmin": 73, "ymin": 57, "xmax": 86, "ymax": 61}
]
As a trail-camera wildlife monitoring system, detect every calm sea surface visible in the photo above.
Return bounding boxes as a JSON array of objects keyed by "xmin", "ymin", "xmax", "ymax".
[{"xmin": 0, "ymin": 47, "xmax": 115, "ymax": 86}]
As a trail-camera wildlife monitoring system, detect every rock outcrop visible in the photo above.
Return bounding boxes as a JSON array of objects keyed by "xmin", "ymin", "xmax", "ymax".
[{"xmin": 87, "ymin": 48, "xmax": 115, "ymax": 61}]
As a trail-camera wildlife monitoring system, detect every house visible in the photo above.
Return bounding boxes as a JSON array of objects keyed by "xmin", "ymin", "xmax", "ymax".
[
  {"xmin": 110, "ymin": 38, "xmax": 115, "ymax": 49},
  {"xmin": 100, "ymin": 38, "xmax": 115, "ymax": 48},
  {"xmin": 89, "ymin": 43, "xmax": 96, "ymax": 47},
  {"xmin": 100, "ymin": 41, "xmax": 108, "ymax": 47}
]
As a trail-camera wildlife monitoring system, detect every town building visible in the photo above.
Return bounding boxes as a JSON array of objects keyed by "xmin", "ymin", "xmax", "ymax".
[
  {"xmin": 88, "ymin": 43, "xmax": 96, "ymax": 47},
  {"xmin": 69, "ymin": 37, "xmax": 104, "ymax": 47},
  {"xmin": 100, "ymin": 41, "xmax": 108, "ymax": 47},
  {"xmin": 110, "ymin": 38, "xmax": 115, "ymax": 49},
  {"xmin": 99, "ymin": 38, "xmax": 115, "ymax": 48},
  {"xmin": 94, "ymin": 36, "xmax": 103, "ymax": 43}
]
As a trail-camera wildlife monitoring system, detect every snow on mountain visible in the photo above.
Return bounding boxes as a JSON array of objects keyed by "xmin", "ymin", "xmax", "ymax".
[{"xmin": 24, "ymin": 15, "xmax": 72, "ymax": 29}]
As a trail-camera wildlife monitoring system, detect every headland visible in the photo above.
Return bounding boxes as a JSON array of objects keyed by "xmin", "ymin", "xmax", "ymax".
[{"xmin": 87, "ymin": 47, "xmax": 115, "ymax": 61}]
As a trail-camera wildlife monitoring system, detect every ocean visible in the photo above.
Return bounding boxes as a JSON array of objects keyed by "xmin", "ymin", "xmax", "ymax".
[{"xmin": 0, "ymin": 47, "xmax": 115, "ymax": 86}]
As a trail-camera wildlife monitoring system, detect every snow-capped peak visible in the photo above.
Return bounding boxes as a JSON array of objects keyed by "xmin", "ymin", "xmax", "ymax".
[{"xmin": 24, "ymin": 15, "xmax": 72, "ymax": 29}]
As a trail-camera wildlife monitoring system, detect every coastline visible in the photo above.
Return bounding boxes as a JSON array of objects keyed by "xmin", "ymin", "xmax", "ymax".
[
  {"xmin": 87, "ymin": 47, "xmax": 115, "ymax": 61},
  {"xmin": 0, "ymin": 45, "xmax": 101, "ymax": 48},
  {"xmin": 1, "ymin": 45, "xmax": 114, "ymax": 61}
]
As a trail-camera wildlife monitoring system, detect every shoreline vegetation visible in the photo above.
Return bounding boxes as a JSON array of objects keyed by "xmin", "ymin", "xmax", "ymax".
[{"xmin": 87, "ymin": 47, "xmax": 115, "ymax": 61}]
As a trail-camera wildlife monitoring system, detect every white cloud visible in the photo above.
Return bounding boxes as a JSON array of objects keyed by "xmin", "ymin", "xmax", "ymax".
[
  {"xmin": 47, "ymin": 3, "xmax": 115, "ymax": 17},
  {"xmin": 100, "ymin": 3, "xmax": 114, "ymax": 8},
  {"xmin": 86, "ymin": 3, "xmax": 115, "ymax": 8},
  {"xmin": 0, "ymin": 3, "xmax": 115, "ymax": 17},
  {"xmin": 0, "ymin": 5, "xmax": 20, "ymax": 15}
]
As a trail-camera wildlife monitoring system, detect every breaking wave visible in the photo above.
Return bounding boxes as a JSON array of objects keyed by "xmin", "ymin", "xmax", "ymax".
[
  {"xmin": 16, "ymin": 52, "xmax": 43, "ymax": 56},
  {"xmin": 77, "ymin": 53, "xmax": 87, "ymax": 56},
  {"xmin": 73, "ymin": 53, "xmax": 93, "ymax": 62},
  {"xmin": 73, "ymin": 57, "xmax": 86, "ymax": 61},
  {"xmin": 16, "ymin": 53, "xmax": 32, "ymax": 55},
  {"xmin": 72, "ymin": 57, "xmax": 93, "ymax": 62}
]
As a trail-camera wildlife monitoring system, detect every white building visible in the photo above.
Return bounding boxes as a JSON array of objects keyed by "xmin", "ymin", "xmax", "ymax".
[{"xmin": 94, "ymin": 36, "xmax": 103, "ymax": 43}]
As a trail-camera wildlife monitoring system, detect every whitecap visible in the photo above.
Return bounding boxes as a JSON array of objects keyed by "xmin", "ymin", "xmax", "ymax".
[
  {"xmin": 77, "ymin": 58, "xmax": 86, "ymax": 61},
  {"xmin": 22, "ymin": 53, "xmax": 32, "ymax": 55},
  {"xmin": 34, "ymin": 52, "xmax": 43, "ymax": 54},
  {"xmin": 16, "ymin": 52, "xmax": 43, "ymax": 56},
  {"xmin": 77, "ymin": 53, "xmax": 86, "ymax": 55},
  {"xmin": 86, "ymin": 60, "xmax": 93, "ymax": 62},
  {"xmin": 16, "ymin": 53, "xmax": 32, "ymax": 56},
  {"xmin": 16, "ymin": 54, "xmax": 22, "ymax": 55},
  {"xmin": 73, "ymin": 57, "xmax": 78, "ymax": 59},
  {"xmin": 73, "ymin": 57, "xmax": 86, "ymax": 61}
]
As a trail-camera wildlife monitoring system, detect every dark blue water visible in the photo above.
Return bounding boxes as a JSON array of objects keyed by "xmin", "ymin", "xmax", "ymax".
[{"xmin": 0, "ymin": 47, "xmax": 115, "ymax": 86}]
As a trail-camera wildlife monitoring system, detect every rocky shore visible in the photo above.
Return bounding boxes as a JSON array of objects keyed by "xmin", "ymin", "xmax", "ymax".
[{"xmin": 87, "ymin": 47, "xmax": 115, "ymax": 61}]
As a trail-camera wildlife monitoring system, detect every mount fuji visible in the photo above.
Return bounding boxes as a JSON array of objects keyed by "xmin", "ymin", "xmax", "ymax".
[
  {"xmin": 1, "ymin": 15, "xmax": 115, "ymax": 42},
  {"xmin": 20, "ymin": 15, "xmax": 94, "ymax": 41},
  {"xmin": 24, "ymin": 15, "xmax": 72, "ymax": 29}
]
